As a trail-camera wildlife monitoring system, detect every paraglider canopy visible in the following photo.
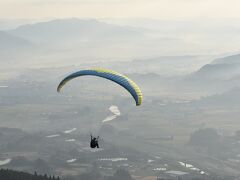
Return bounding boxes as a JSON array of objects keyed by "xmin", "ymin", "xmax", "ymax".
[{"xmin": 57, "ymin": 68, "xmax": 143, "ymax": 106}]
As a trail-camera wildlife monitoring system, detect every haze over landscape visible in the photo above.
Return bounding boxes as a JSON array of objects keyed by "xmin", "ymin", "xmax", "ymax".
[{"xmin": 1, "ymin": 1, "xmax": 240, "ymax": 180}]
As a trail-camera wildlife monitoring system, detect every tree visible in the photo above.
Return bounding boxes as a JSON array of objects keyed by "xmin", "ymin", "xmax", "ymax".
[
  {"xmin": 188, "ymin": 128, "xmax": 220, "ymax": 148},
  {"xmin": 107, "ymin": 169, "xmax": 133, "ymax": 180},
  {"xmin": 234, "ymin": 130, "xmax": 240, "ymax": 139}
]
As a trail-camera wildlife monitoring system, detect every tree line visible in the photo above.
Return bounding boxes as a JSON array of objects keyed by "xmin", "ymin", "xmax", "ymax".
[{"xmin": 0, "ymin": 169, "xmax": 60, "ymax": 180}]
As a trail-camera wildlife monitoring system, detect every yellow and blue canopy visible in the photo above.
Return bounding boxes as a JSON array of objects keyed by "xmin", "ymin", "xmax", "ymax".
[{"xmin": 57, "ymin": 68, "xmax": 143, "ymax": 106}]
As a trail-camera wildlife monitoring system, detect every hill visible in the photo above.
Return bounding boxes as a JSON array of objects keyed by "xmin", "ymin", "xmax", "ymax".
[{"xmin": 191, "ymin": 54, "xmax": 240, "ymax": 80}]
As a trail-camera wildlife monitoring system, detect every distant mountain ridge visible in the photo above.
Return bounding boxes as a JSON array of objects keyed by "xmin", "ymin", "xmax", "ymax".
[
  {"xmin": 8, "ymin": 18, "xmax": 144, "ymax": 44},
  {"xmin": 191, "ymin": 53, "xmax": 240, "ymax": 80},
  {"xmin": 193, "ymin": 63, "xmax": 240, "ymax": 80},
  {"xmin": 212, "ymin": 54, "xmax": 240, "ymax": 64}
]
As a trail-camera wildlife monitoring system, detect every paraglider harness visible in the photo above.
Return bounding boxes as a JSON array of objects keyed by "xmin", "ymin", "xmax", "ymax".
[{"xmin": 90, "ymin": 135, "xmax": 99, "ymax": 148}]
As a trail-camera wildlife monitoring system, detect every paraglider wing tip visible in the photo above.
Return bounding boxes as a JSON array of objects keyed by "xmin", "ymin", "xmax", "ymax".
[
  {"xmin": 136, "ymin": 101, "xmax": 142, "ymax": 106},
  {"xmin": 57, "ymin": 86, "xmax": 61, "ymax": 93}
]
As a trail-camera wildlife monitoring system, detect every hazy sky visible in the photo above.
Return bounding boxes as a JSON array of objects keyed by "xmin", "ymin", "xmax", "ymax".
[{"xmin": 0, "ymin": 0, "xmax": 240, "ymax": 20}]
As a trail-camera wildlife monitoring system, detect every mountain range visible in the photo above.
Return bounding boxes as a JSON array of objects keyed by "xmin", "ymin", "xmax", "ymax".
[{"xmin": 8, "ymin": 18, "xmax": 144, "ymax": 46}]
